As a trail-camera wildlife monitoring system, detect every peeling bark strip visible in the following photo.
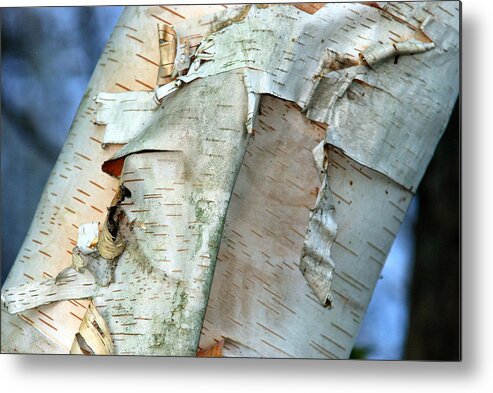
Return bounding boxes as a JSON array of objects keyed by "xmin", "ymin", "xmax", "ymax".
[
  {"xmin": 300, "ymin": 177, "xmax": 337, "ymax": 308},
  {"xmin": 1, "ymin": 3, "xmax": 459, "ymax": 358},
  {"xmin": 93, "ymin": 91, "xmax": 158, "ymax": 145},
  {"xmin": 1, "ymin": 267, "xmax": 97, "ymax": 314},
  {"xmin": 157, "ymin": 23, "xmax": 177, "ymax": 86},
  {"xmin": 360, "ymin": 39, "xmax": 435, "ymax": 68},
  {"xmin": 70, "ymin": 302, "xmax": 114, "ymax": 355}
]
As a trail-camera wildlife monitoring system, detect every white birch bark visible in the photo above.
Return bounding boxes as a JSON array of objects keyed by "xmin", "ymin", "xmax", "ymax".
[
  {"xmin": 1, "ymin": 4, "xmax": 233, "ymax": 355},
  {"xmin": 1, "ymin": 2, "xmax": 459, "ymax": 358}
]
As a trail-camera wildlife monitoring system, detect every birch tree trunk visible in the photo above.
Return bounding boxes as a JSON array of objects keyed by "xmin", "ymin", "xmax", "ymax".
[{"xmin": 1, "ymin": 2, "xmax": 459, "ymax": 358}]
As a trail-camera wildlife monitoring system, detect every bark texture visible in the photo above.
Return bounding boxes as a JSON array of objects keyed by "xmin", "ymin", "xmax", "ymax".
[{"xmin": 1, "ymin": 3, "xmax": 459, "ymax": 358}]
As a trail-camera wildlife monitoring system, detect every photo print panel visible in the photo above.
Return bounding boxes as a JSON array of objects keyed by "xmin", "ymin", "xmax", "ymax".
[{"xmin": 1, "ymin": 2, "xmax": 460, "ymax": 360}]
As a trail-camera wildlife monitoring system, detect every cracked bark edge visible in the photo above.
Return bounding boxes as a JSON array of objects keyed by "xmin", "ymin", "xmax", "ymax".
[{"xmin": 70, "ymin": 301, "xmax": 114, "ymax": 355}]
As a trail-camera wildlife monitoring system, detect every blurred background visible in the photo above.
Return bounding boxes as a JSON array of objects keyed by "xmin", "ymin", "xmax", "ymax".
[{"xmin": 0, "ymin": 6, "xmax": 460, "ymax": 360}]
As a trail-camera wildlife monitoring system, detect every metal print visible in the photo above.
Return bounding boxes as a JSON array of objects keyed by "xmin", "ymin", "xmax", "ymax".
[{"xmin": 1, "ymin": 2, "xmax": 460, "ymax": 359}]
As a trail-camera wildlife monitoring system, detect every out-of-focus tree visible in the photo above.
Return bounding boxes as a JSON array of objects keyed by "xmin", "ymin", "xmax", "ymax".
[{"xmin": 405, "ymin": 99, "xmax": 460, "ymax": 361}]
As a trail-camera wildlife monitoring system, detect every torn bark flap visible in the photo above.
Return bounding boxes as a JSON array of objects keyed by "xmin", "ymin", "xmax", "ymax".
[
  {"xmin": 70, "ymin": 301, "xmax": 114, "ymax": 355},
  {"xmin": 93, "ymin": 91, "xmax": 157, "ymax": 145},
  {"xmin": 300, "ymin": 177, "xmax": 337, "ymax": 308},
  {"xmin": 157, "ymin": 23, "xmax": 177, "ymax": 86},
  {"xmin": 360, "ymin": 39, "xmax": 435, "ymax": 68},
  {"xmin": 1, "ymin": 267, "xmax": 96, "ymax": 314},
  {"xmin": 77, "ymin": 222, "xmax": 99, "ymax": 255},
  {"xmin": 312, "ymin": 140, "xmax": 326, "ymax": 181}
]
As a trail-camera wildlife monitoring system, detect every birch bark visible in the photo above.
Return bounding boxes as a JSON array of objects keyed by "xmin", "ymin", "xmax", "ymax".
[{"xmin": 1, "ymin": 2, "xmax": 459, "ymax": 358}]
